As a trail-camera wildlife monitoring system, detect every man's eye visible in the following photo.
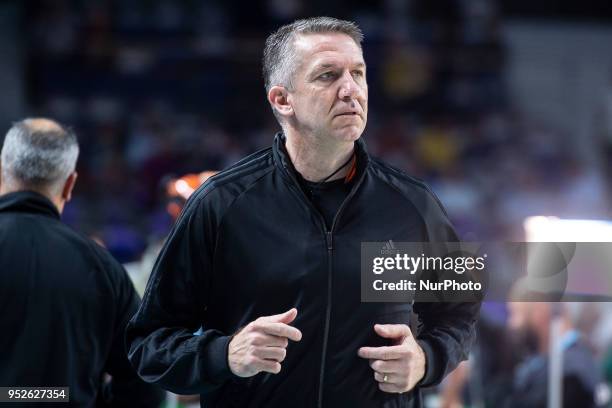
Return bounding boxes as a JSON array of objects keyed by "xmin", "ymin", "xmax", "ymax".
[
  {"xmin": 352, "ymin": 71, "xmax": 364, "ymax": 78},
  {"xmin": 319, "ymin": 72, "xmax": 335, "ymax": 80}
]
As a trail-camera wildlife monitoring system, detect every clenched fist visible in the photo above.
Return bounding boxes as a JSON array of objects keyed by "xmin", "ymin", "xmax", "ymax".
[{"xmin": 228, "ymin": 308, "xmax": 302, "ymax": 377}]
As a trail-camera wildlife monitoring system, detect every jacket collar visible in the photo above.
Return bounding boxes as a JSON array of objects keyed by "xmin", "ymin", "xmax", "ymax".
[
  {"xmin": 0, "ymin": 191, "xmax": 61, "ymax": 220},
  {"xmin": 272, "ymin": 132, "xmax": 370, "ymax": 184}
]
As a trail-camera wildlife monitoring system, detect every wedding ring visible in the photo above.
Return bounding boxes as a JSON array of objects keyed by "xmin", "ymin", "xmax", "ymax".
[{"xmin": 383, "ymin": 374, "xmax": 388, "ymax": 383}]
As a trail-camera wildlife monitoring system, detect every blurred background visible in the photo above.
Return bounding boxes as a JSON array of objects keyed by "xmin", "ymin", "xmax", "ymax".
[{"xmin": 1, "ymin": 0, "xmax": 611, "ymax": 407}]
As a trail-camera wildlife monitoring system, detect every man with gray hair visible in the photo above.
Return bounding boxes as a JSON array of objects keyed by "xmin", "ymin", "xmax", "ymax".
[
  {"xmin": 128, "ymin": 17, "xmax": 479, "ymax": 407},
  {"xmin": 0, "ymin": 118, "xmax": 164, "ymax": 407}
]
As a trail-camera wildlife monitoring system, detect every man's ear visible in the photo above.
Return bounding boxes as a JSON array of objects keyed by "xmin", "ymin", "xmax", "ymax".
[
  {"xmin": 268, "ymin": 86, "xmax": 293, "ymax": 118},
  {"xmin": 62, "ymin": 172, "xmax": 78, "ymax": 203}
]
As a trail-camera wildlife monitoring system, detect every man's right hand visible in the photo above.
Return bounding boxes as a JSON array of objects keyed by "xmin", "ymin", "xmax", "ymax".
[{"xmin": 228, "ymin": 308, "xmax": 302, "ymax": 377}]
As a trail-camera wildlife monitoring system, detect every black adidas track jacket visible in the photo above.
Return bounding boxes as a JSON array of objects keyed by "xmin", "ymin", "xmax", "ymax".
[{"xmin": 127, "ymin": 133, "xmax": 480, "ymax": 407}]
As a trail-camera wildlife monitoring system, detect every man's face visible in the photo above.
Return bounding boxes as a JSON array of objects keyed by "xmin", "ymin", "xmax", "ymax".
[
  {"xmin": 287, "ymin": 32, "xmax": 368, "ymax": 143},
  {"xmin": 507, "ymin": 302, "xmax": 549, "ymax": 353},
  {"xmin": 507, "ymin": 302, "xmax": 530, "ymax": 332}
]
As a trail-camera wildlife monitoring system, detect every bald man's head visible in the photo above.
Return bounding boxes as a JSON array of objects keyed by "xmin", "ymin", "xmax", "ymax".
[
  {"xmin": 1, "ymin": 118, "xmax": 79, "ymax": 203},
  {"xmin": 23, "ymin": 118, "xmax": 65, "ymax": 133}
]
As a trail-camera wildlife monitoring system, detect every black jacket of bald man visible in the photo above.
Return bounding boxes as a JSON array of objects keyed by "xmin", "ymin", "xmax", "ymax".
[{"xmin": 0, "ymin": 191, "xmax": 165, "ymax": 407}]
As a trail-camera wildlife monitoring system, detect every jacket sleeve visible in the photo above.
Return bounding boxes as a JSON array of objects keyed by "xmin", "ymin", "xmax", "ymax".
[
  {"xmin": 413, "ymin": 300, "xmax": 480, "ymax": 387},
  {"xmin": 126, "ymin": 194, "xmax": 235, "ymax": 395},
  {"xmin": 413, "ymin": 189, "xmax": 481, "ymax": 387},
  {"xmin": 99, "ymin": 252, "xmax": 166, "ymax": 407}
]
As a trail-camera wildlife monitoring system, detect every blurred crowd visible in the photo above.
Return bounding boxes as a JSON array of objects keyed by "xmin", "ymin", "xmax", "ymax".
[
  {"xmin": 22, "ymin": 0, "xmax": 610, "ymax": 262},
  {"xmin": 19, "ymin": 0, "xmax": 602, "ymax": 258}
]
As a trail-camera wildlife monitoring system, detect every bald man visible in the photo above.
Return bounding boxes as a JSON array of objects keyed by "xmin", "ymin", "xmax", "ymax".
[{"xmin": 0, "ymin": 119, "xmax": 164, "ymax": 406}]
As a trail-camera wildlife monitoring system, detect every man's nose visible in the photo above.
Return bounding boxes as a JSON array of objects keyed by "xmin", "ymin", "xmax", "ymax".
[{"xmin": 338, "ymin": 72, "xmax": 361, "ymax": 100}]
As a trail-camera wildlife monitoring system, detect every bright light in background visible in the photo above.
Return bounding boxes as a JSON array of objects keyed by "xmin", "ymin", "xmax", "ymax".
[
  {"xmin": 174, "ymin": 179, "xmax": 195, "ymax": 200},
  {"xmin": 524, "ymin": 216, "xmax": 612, "ymax": 242},
  {"xmin": 523, "ymin": 216, "xmax": 612, "ymax": 298}
]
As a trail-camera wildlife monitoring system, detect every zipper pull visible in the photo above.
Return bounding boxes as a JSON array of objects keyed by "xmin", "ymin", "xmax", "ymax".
[{"xmin": 326, "ymin": 231, "xmax": 333, "ymax": 251}]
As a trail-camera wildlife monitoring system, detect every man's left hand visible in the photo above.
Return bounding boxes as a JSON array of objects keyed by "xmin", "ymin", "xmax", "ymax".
[{"xmin": 357, "ymin": 324, "xmax": 426, "ymax": 394}]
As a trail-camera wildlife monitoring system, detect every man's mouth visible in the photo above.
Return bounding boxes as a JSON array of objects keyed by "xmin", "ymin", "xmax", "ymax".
[{"xmin": 335, "ymin": 111, "xmax": 360, "ymax": 117}]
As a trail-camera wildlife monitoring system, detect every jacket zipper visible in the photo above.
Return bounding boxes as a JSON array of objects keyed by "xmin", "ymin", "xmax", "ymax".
[
  {"xmin": 316, "ymin": 175, "xmax": 366, "ymax": 408},
  {"xmin": 281, "ymin": 158, "xmax": 367, "ymax": 408},
  {"xmin": 317, "ymin": 231, "xmax": 333, "ymax": 408}
]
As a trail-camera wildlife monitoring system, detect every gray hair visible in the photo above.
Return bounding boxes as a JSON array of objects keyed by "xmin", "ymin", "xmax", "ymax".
[
  {"xmin": 262, "ymin": 16, "xmax": 364, "ymax": 94},
  {"xmin": 1, "ymin": 118, "xmax": 79, "ymax": 194}
]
